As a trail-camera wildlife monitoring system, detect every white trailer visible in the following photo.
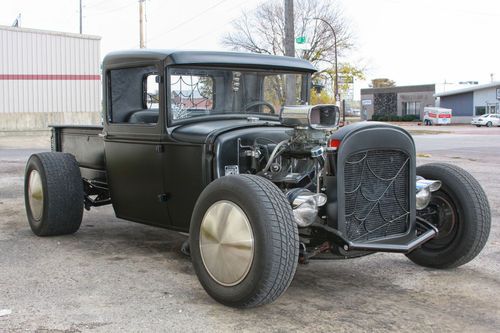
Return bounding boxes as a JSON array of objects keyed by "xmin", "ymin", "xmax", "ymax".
[
  {"xmin": 0, "ymin": 25, "xmax": 101, "ymax": 130},
  {"xmin": 423, "ymin": 107, "xmax": 452, "ymax": 125}
]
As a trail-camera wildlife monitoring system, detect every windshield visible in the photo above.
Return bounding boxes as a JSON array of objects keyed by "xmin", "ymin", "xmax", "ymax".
[{"xmin": 168, "ymin": 67, "xmax": 309, "ymax": 124}]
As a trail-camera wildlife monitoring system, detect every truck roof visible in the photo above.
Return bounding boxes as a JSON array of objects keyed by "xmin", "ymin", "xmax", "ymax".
[{"xmin": 103, "ymin": 49, "xmax": 317, "ymax": 72}]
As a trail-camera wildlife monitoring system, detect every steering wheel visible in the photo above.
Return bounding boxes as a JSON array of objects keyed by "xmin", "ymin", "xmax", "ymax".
[{"xmin": 243, "ymin": 100, "xmax": 276, "ymax": 114}]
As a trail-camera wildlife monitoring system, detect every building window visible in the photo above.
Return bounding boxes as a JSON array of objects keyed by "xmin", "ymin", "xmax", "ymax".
[
  {"xmin": 402, "ymin": 101, "xmax": 421, "ymax": 115},
  {"xmin": 475, "ymin": 106, "xmax": 486, "ymax": 116}
]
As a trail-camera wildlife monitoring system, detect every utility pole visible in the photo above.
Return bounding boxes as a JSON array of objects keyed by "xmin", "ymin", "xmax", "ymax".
[
  {"xmin": 79, "ymin": 0, "xmax": 83, "ymax": 34},
  {"xmin": 139, "ymin": 0, "xmax": 146, "ymax": 48},
  {"xmin": 284, "ymin": 0, "xmax": 296, "ymax": 105}
]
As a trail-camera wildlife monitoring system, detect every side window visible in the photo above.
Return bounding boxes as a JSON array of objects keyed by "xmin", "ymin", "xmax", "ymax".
[
  {"xmin": 108, "ymin": 66, "xmax": 159, "ymax": 124},
  {"xmin": 145, "ymin": 74, "xmax": 160, "ymax": 110}
]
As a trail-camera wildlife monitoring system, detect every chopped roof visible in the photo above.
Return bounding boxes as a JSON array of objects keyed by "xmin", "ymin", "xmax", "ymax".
[
  {"xmin": 103, "ymin": 49, "xmax": 317, "ymax": 72},
  {"xmin": 435, "ymin": 81, "xmax": 500, "ymax": 97}
]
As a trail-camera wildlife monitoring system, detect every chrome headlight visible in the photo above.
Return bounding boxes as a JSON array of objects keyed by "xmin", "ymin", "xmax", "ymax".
[
  {"xmin": 416, "ymin": 176, "xmax": 442, "ymax": 210},
  {"xmin": 286, "ymin": 189, "xmax": 327, "ymax": 227}
]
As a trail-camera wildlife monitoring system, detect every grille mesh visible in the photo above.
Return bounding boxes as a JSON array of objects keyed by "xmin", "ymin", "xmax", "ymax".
[{"xmin": 344, "ymin": 150, "xmax": 410, "ymax": 241}]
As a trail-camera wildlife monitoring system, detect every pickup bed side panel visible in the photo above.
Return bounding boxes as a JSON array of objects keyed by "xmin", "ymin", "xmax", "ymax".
[{"xmin": 51, "ymin": 125, "xmax": 107, "ymax": 182}]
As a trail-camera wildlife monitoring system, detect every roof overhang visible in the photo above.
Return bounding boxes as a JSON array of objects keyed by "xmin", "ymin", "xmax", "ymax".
[{"xmin": 435, "ymin": 82, "xmax": 500, "ymax": 97}]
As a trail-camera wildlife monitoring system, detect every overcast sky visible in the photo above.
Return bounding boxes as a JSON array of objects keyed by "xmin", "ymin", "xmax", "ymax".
[{"xmin": 2, "ymin": 0, "xmax": 499, "ymax": 96}]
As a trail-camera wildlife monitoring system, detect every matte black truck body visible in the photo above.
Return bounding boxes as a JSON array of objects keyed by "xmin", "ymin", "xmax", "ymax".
[{"xmin": 32, "ymin": 49, "xmax": 489, "ymax": 308}]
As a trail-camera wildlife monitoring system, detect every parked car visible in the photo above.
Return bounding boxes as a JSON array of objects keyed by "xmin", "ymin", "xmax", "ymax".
[
  {"xmin": 24, "ymin": 50, "xmax": 491, "ymax": 308},
  {"xmin": 471, "ymin": 113, "xmax": 500, "ymax": 127}
]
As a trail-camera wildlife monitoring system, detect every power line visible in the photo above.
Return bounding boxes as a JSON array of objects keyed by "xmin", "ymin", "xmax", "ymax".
[
  {"xmin": 84, "ymin": 0, "xmax": 109, "ymax": 9},
  {"xmin": 147, "ymin": 0, "xmax": 229, "ymax": 42},
  {"xmin": 178, "ymin": 0, "xmax": 271, "ymax": 48},
  {"xmin": 85, "ymin": 1, "xmax": 136, "ymax": 16}
]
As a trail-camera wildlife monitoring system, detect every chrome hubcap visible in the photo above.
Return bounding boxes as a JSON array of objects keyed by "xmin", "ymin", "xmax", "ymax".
[
  {"xmin": 28, "ymin": 170, "xmax": 44, "ymax": 221},
  {"xmin": 199, "ymin": 200, "xmax": 254, "ymax": 286}
]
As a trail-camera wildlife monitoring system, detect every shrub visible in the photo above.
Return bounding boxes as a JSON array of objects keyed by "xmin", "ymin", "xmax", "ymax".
[{"xmin": 371, "ymin": 114, "xmax": 420, "ymax": 122}]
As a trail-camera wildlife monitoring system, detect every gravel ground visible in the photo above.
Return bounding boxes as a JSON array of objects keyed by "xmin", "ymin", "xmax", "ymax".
[{"xmin": 0, "ymin": 126, "xmax": 499, "ymax": 333}]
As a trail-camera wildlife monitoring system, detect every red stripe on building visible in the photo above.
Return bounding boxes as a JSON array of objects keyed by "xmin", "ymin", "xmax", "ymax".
[{"xmin": 0, "ymin": 74, "xmax": 100, "ymax": 80}]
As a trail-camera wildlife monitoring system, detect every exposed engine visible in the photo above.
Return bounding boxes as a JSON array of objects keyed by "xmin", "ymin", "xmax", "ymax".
[{"xmin": 237, "ymin": 105, "xmax": 340, "ymax": 228}]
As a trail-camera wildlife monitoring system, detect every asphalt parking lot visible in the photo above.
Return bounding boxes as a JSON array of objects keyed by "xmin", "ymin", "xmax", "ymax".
[{"xmin": 1, "ymin": 125, "xmax": 499, "ymax": 332}]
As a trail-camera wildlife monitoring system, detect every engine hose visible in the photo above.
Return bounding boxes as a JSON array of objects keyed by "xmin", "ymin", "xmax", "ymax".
[{"xmin": 262, "ymin": 139, "xmax": 289, "ymax": 172}]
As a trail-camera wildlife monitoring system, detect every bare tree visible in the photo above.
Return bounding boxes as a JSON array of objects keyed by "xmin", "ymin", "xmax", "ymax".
[{"xmin": 222, "ymin": 0, "xmax": 354, "ymax": 79}]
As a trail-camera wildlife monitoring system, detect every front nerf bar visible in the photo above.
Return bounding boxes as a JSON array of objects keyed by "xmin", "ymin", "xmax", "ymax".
[{"xmin": 312, "ymin": 217, "xmax": 439, "ymax": 254}]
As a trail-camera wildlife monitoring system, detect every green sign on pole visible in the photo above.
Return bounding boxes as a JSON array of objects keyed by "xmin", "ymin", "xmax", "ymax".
[{"xmin": 295, "ymin": 36, "xmax": 307, "ymax": 44}]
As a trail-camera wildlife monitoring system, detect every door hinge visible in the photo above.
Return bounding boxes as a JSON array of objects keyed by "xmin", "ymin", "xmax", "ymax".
[
  {"xmin": 158, "ymin": 193, "xmax": 169, "ymax": 202},
  {"xmin": 155, "ymin": 145, "xmax": 164, "ymax": 153}
]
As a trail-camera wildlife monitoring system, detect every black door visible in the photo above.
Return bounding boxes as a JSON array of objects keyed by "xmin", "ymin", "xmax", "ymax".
[{"xmin": 104, "ymin": 65, "xmax": 171, "ymax": 226}]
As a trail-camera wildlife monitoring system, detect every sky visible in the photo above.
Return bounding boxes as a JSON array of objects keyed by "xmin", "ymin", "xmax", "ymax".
[{"xmin": 2, "ymin": 0, "xmax": 500, "ymax": 97}]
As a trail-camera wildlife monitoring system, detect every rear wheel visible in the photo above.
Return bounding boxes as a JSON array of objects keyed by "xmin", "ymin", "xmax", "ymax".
[
  {"xmin": 486, "ymin": 121, "xmax": 493, "ymax": 127},
  {"xmin": 407, "ymin": 163, "xmax": 490, "ymax": 268},
  {"xmin": 189, "ymin": 175, "xmax": 299, "ymax": 308},
  {"xmin": 24, "ymin": 152, "xmax": 84, "ymax": 236}
]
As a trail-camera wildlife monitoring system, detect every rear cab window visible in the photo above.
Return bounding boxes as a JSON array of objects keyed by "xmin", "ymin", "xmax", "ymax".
[{"xmin": 108, "ymin": 66, "xmax": 159, "ymax": 124}]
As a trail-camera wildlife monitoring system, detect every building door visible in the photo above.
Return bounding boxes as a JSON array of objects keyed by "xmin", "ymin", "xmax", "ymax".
[{"xmin": 487, "ymin": 104, "xmax": 498, "ymax": 114}]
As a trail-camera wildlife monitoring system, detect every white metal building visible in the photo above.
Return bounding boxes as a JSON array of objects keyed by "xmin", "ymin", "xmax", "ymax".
[
  {"xmin": 0, "ymin": 25, "xmax": 101, "ymax": 130},
  {"xmin": 435, "ymin": 82, "xmax": 500, "ymax": 123}
]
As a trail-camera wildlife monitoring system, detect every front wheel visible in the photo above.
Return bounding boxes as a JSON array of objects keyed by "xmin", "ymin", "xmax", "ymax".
[
  {"xmin": 407, "ymin": 163, "xmax": 490, "ymax": 268},
  {"xmin": 189, "ymin": 175, "xmax": 299, "ymax": 308}
]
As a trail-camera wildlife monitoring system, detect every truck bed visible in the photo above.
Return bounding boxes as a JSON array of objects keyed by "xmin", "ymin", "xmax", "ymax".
[{"xmin": 51, "ymin": 125, "xmax": 106, "ymax": 182}]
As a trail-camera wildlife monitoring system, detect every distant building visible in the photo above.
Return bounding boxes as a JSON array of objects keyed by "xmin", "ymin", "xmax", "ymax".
[
  {"xmin": 0, "ymin": 25, "xmax": 101, "ymax": 131},
  {"xmin": 360, "ymin": 84, "xmax": 435, "ymax": 120},
  {"xmin": 435, "ymin": 82, "xmax": 500, "ymax": 123}
]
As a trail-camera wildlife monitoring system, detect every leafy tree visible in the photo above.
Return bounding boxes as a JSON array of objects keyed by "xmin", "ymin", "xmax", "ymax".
[{"xmin": 370, "ymin": 78, "xmax": 396, "ymax": 88}]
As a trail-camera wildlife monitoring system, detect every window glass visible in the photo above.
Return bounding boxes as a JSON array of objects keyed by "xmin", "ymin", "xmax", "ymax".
[
  {"xmin": 145, "ymin": 74, "xmax": 160, "ymax": 110},
  {"xmin": 402, "ymin": 101, "xmax": 420, "ymax": 115},
  {"xmin": 263, "ymin": 74, "xmax": 304, "ymax": 112},
  {"xmin": 170, "ymin": 72, "xmax": 214, "ymax": 120},
  {"xmin": 168, "ymin": 67, "xmax": 308, "ymax": 124},
  {"xmin": 109, "ymin": 66, "xmax": 159, "ymax": 124},
  {"xmin": 475, "ymin": 106, "xmax": 486, "ymax": 116}
]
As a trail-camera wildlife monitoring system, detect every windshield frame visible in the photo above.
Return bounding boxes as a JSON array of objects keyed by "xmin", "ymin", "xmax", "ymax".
[{"xmin": 165, "ymin": 65, "xmax": 311, "ymax": 127}]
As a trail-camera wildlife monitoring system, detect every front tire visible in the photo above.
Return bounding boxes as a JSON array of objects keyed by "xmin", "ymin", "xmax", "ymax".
[
  {"xmin": 407, "ymin": 163, "xmax": 490, "ymax": 268},
  {"xmin": 24, "ymin": 152, "xmax": 84, "ymax": 236},
  {"xmin": 189, "ymin": 175, "xmax": 299, "ymax": 308}
]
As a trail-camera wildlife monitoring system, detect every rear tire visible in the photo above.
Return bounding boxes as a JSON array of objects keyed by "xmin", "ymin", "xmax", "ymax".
[
  {"xmin": 407, "ymin": 163, "xmax": 490, "ymax": 268},
  {"xmin": 486, "ymin": 121, "xmax": 492, "ymax": 127},
  {"xmin": 24, "ymin": 152, "xmax": 84, "ymax": 236},
  {"xmin": 189, "ymin": 175, "xmax": 299, "ymax": 308}
]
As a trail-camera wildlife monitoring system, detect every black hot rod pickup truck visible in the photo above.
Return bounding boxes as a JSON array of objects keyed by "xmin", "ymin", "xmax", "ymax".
[{"xmin": 24, "ymin": 50, "xmax": 490, "ymax": 308}]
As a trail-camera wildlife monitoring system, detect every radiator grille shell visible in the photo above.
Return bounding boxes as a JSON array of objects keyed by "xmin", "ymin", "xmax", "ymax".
[{"xmin": 343, "ymin": 149, "xmax": 410, "ymax": 241}]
